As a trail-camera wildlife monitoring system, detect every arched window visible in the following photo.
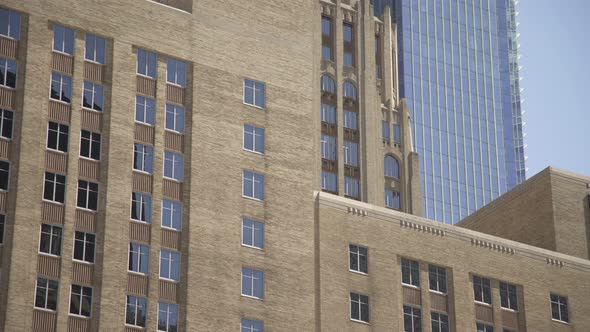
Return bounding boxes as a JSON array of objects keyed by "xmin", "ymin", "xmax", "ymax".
[
  {"xmin": 384, "ymin": 155, "xmax": 400, "ymax": 178},
  {"xmin": 321, "ymin": 75, "xmax": 335, "ymax": 94},
  {"xmin": 343, "ymin": 81, "xmax": 357, "ymax": 101}
]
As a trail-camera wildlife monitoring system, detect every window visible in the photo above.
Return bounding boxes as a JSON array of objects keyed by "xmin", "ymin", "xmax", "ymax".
[
  {"xmin": 157, "ymin": 302, "xmax": 178, "ymax": 332},
  {"xmin": 343, "ymin": 111, "xmax": 358, "ymax": 130},
  {"xmin": 137, "ymin": 48, "xmax": 157, "ymax": 79},
  {"xmin": 76, "ymin": 180, "xmax": 98, "ymax": 211},
  {"xmin": 73, "ymin": 231, "xmax": 95, "ymax": 263},
  {"xmin": 133, "ymin": 143, "xmax": 154, "ymax": 173},
  {"xmin": 163, "ymin": 151, "xmax": 184, "ymax": 181},
  {"xmin": 322, "ymin": 45, "xmax": 333, "ymax": 61},
  {"xmin": 161, "ymin": 199, "xmax": 182, "ymax": 230},
  {"xmin": 47, "ymin": 121, "xmax": 69, "ymax": 153},
  {"xmin": 321, "ymin": 16, "xmax": 333, "ymax": 61},
  {"xmin": 320, "ymin": 75, "xmax": 335, "ymax": 93},
  {"xmin": 160, "ymin": 249, "xmax": 180, "ymax": 281},
  {"xmin": 401, "ymin": 258, "xmax": 420, "ymax": 287},
  {"xmin": 320, "ymin": 134, "xmax": 336, "ymax": 160},
  {"xmin": 384, "ymin": 155, "xmax": 400, "ymax": 178},
  {"xmin": 403, "ymin": 306, "xmax": 422, "ymax": 332},
  {"xmin": 126, "ymin": 295, "xmax": 147, "ymax": 327},
  {"xmin": 0, "ymin": 214, "xmax": 4, "ymax": 244},
  {"xmin": 35, "ymin": 277, "xmax": 59, "ymax": 311},
  {"xmin": 385, "ymin": 189, "xmax": 400, "ymax": 210},
  {"xmin": 69, "ymin": 285, "xmax": 92, "ymax": 317},
  {"xmin": 343, "ymin": 140, "xmax": 358, "ymax": 167},
  {"xmin": 166, "ymin": 58, "xmax": 186, "ymax": 87},
  {"xmin": 321, "ymin": 104, "xmax": 336, "ymax": 124},
  {"xmin": 50, "ymin": 72, "xmax": 72, "ymax": 103},
  {"xmin": 476, "ymin": 322, "xmax": 494, "ymax": 332},
  {"xmin": 243, "ymin": 124, "xmax": 264, "ymax": 154},
  {"xmin": 84, "ymin": 33, "xmax": 105, "ymax": 64},
  {"xmin": 131, "ymin": 192, "xmax": 152, "ymax": 223},
  {"xmin": 244, "ymin": 79, "xmax": 266, "ymax": 108},
  {"xmin": 0, "ymin": 57, "xmax": 16, "ymax": 88},
  {"xmin": 242, "ymin": 217, "xmax": 264, "ymax": 249},
  {"xmin": 550, "ymin": 293, "xmax": 569, "ymax": 323},
  {"xmin": 500, "ymin": 282, "xmax": 518, "ymax": 310},
  {"xmin": 349, "ymin": 244, "xmax": 367, "ymax": 274},
  {"xmin": 80, "ymin": 130, "xmax": 101, "ymax": 160},
  {"xmin": 428, "ymin": 265, "xmax": 447, "ymax": 294},
  {"xmin": 321, "ymin": 16, "xmax": 331, "ymax": 36},
  {"xmin": 0, "ymin": 8, "xmax": 20, "ymax": 40},
  {"xmin": 241, "ymin": 318, "xmax": 264, "ymax": 332},
  {"xmin": 343, "ymin": 82, "xmax": 357, "ymax": 101},
  {"xmin": 39, "ymin": 224, "xmax": 63, "ymax": 256},
  {"xmin": 350, "ymin": 293, "xmax": 369, "ymax": 323},
  {"xmin": 165, "ymin": 103, "xmax": 185, "ymax": 133},
  {"xmin": 321, "ymin": 171, "xmax": 337, "ymax": 192},
  {"xmin": 43, "ymin": 172, "xmax": 66, "ymax": 203},
  {"xmin": 53, "ymin": 25, "xmax": 75, "ymax": 55},
  {"xmin": 382, "ymin": 121, "xmax": 390, "ymax": 139},
  {"xmin": 431, "ymin": 312, "xmax": 448, "ymax": 332},
  {"xmin": 344, "ymin": 52, "xmax": 354, "ymax": 67},
  {"xmin": 128, "ymin": 242, "xmax": 150, "ymax": 274},
  {"xmin": 0, "ymin": 108, "xmax": 13, "ymax": 139},
  {"xmin": 82, "ymin": 81, "xmax": 104, "ymax": 112},
  {"xmin": 135, "ymin": 96, "xmax": 156, "ymax": 126},
  {"xmin": 473, "ymin": 276, "xmax": 492, "ymax": 304},
  {"xmin": 0, "ymin": 160, "xmax": 8, "ymax": 191},
  {"xmin": 344, "ymin": 176, "xmax": 359, "ymax": 199},
  {"xmin": 375, "ymin": 36, "xmax": 381, "ymax": 79},
  {"xmin": 343, "ymin": 23, "xmax": 353, "ymax": 43},
  {"xmin": 241, "ymin": 267, "xmax": 264, "ymax": 299},
  {"xmin": 243, "ymin": 170, "xmax": 264, "ymax": 200},
  {"xmin": 393, "ymin": 123, "xmax": 402, "ymax": 143}
]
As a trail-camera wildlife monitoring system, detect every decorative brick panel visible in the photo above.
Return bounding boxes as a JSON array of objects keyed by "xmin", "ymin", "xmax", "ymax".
[
  {"xmin": 79, "ymin": 159, "xmax": 100, "ymax": 181},
  {"xmin": 75, "ymin": 209, "xmax": 97, "ymax": 233},
  {"xmin": 37, "ymin": 255, "xmax": 61, "ymax": 278},
  {"xmin": 0, "ymin": 37, "xmax": 18, "ymax": 59},
  {"xmin": 83, "ymin": 61, "xmax": 104, "ymax": 82},
  {"xmin": 45, "ymin": 151, "xmax": 68, "ymax": 173},
  {"xmin": 162, "ymin": 179, "xmax": 182, "ymax": 201},
  {"xmin": 166, "ymin": 84, "xmax": 184, "ymax": 105},
  {"xmin": 343, "ymin": 128, "xmax": 359, "ymax": 142},
  {"xmin": 32, "ymin": 309, "xmax": 56, "ymax": 332},
  {"xmin": 321, "ymin": 159, "xmax": 337, "ymax": 172},
  {"xmin": 127, "ymin": 273, "xmax": 149, "ymax": 296},
  {"xmin": 344, "ymin": 165, "xmax": 360, "ymax": 178},
  {"xmin": 132, "ymin": 172, "xmax": 153, "ymax": 194},
  {"xmin": 0, "ymin": 192, "xmax": 7, "ymax": 212},
  {"xmin": 134, "ymin": 124, "xmax": 154, "ymax": 145},
  {"xmin": 501, "ymin": 309, "xmax": 519, "ymax": 329},
  {"xmin": 0, "ymin": 139, "xmax": 10, "ymax": 159},
  {"xmin": 129, "ymin": 221, "xmax": 151, "ymax": 244},
  {"xmin": 80, "ymin": 109, "xmax": 102, "ymax": 132},
  {"xmin": 159, "ymin": 279, "xmax": 178, "ymax": 302},
  {"xmin": 430, "ymin": 292, "xmax": 448, "ymax": 313},
  {"xmin": 0, "ymin": 86, "xmax": 15, "ymax": 110},
  {"xmin": 164, "ymin": 131, "xmax": 183, "ymax": 152},
  {"xmin": 320, "ymin": 122, "xmax": 337, "ymax": 136},
  {"xmin": 125, "ymin": 326, "xmax": 144, "ymax": 332},
  {"xmin": 41, "ymin": 202, "xmax": 65, "ymax": 224},
  {"xmin": 161, "ymin": 229, "xmax": 180, "ymax": 250},
  {"xmin": 52, "ymin": 52, "xmax": 74, "ymax": 75},
  {"xmin": 48, "ymin": 100, "xmax": 71, "ymax": 123},
  {"xmin": 68, "ymin": 315, "xmax": 90, "ymax": 332},
  {"xmin": 475, "ymin": 303, "xmax": 494, "ymax": 323},
  {"xmin": 136, "ymin": 76, "xmax": 156, "ymax": 97},
  {"xmin": 72, "ymin": 262, "xmax": 94, "ymax": 285},
  {"xmin": 402, "ymin": 286, "xmax": 421, "ymax": 306}
]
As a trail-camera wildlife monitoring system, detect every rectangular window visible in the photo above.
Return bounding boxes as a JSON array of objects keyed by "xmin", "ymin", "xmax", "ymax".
[
  {"xmin": 77, "ymin": 180, "xmax": 98, "ymax": 211},
  {"xmin": 321, "ymin": 171, "xmax": 337, "ymax": 192},
  {"xmin": 241, "ymin": 266, "xmax": 264, "ymax": 299},
  {"xmin": 39, "ymin": 224, "xmax": 63, "ymax": 256},
  {"xmin": 385, "ymin": 189, "xmax": 400, "ymax": 210},
  {"xmin": 550, "ymin": 293, "xmax": 569, "ymax": 323},
  {"xmin": 401, "ymin": 258, "xmax": 420, "ymax": 287},
  {"xmin": 133, "ymin": 143, "xmax": 154, "ymax": 174},
  {"xmin": 320, "ymin": 134, "xmax": 336, "ymax": 160},
  {"xmin": 157, "ymin": 302, "xmax": 179, "ymax": 332},
  {"xmin": 0, "ymin": 214, "xmax": 4, "ymax": 244},
  {"xmin": 165, "ymin": 103, "xmax": 185, "ymax": 133},
  {"xmin": 128, "ymin": 242, "xmax": 150, "ymax": 274},
  {"xmin": 161, "ymin": 199, "xmax": 182, "ymax": 230},
  {"xmin": 476, "ymin": 322, "xmax": 494, "ymax": 332},
  {"xmin": 350, "ymin": 292, "xmax": 369, "ymax": 323},
  {"xmin": 137, "ymin": 48, "xmax": 157, "ymax": 79},
  {"xmin": 343, "ymin": 141, "xmax": 358, "ymax": 167},
  {"xmin": 0, "ymin": 8, "xmax": 20, "ymax": 40},
  {"xmin": 500, "ymin": 282, "xmax": 518, "ymax": 310},
  {"xmin": 82, "ymin": 81, "xmax": 104, "ymax": 112},
  {"xmin": 343, "ymin": 110, "xmax": 358, "ymax": 130},
  {"xmin": 242, "ymin": 217, "xmax": 264, "ymax": 249},
  {"xmin": 131, "ymin": 192, "xmax": 152, "ymax": 223},
  {"xmin": 135, "ymin": 96, "xmax": 156, "ymax": 126},
  {"xmin": 0, "ymin": 160, "xmax": 9, "ymax": 191},
  {"xmin": 321, "ymin": 16, "xmax": 331, "ymax": 36},
  {"xmin": 431, "ymin": 312, "xmax": 449, "ymax": 332},
  {"xmin": 167, "ymin": 58, "xmax": 186, "ymax": 87},
  {"xmin": 53, "ymin": 25, "xmax": 75, "ymax": 55},
  {"xmin": 73, "ymin": 231, "xmax": 95, "ymax": 263},
  {"xmin": 382, "ymin": 121, "xmax": 390, "ymax": 139},
  {"xmin": 80, "ymin": 130, "xmax": 101, "ymax": 160},
  {"xmin": 159, "ymin": 249, "xmax": 180, "ymax": 281},
  {"xmin": 126, "ymin": 295, "xmax": 147, "ymax": 327},
  {"xmin": 375, "ymin": 36, "xmax": 381, "ymax": 79},
  {"xmin": 344, "ymin": 52, "xmax": 353, "ymax": 67},
  {"xmin": 43, "ymin": 172, "xmax": 66, "ymax": 203},
  {"xmin": 321, "ymin": 104, "xmax": 336, "ymax": 124},
  {"xmin": 163, "ymin": 150, "xmax": 184, "ymax": 181},
  {"xmin": 244, "ymin": 79, "xmax": 266, "ymax": 109},
  {"xmin": 322, "ymin": 45, "xmax": 332, "ymax": 61},
  {"xmin": 69, "ymin": 284, "xmax": 92, "ymax": 317},
  {"xmin": 84, "ymin": 33, "xmax": 105, "ymax": 64},
  {"xmin": 0, "ymin": 108, "xmax": 13, "ymax": 139},
  {"xmin": 0, "ymin": 57, "xmax": 16, "ymax": 88},
  {"xmin": 35, "ymin": 277, "xmax": 59, "ymax": 311},
  {"xmin": 343, "ymin": 23, "xmax": 353, "ymax": 43},
  {"xmin": 243, "ymin": 170, "xmax": 264, "ymax": 201},
  {"xmin": 403, "ymin": 306, "xmax": 422, "ymax": 332},
  {"xmin": 393, "ymin": 123, "xmax": 402, "ymax": 143},
  {"xmin": 47, "ymin": 121, "xmax": 69, "ymax": 153},
  {"xmin": 241, "ymin": 318, "xmax": 264, "ymax": 332},
  {"xmin": 349, "ymin": 244, "xmax": 367, "ymax": 274},
  {"xmin": 428, "ymin": 265, "xmax": 447, "ymax": 294},
  {"xmin": 344, "ymin": 176, "xmax": 359, "ymax": 199},
  {"xmin": 50, "ymin": 72, "xmax": 72, "ymax": 103},
  {"xmin": 473, "ymin": 276, "xmax": 492, "ymax": 304},
  {"xmin": 243, "ymin": 124, "xmax": 265, "ymax": 154}
]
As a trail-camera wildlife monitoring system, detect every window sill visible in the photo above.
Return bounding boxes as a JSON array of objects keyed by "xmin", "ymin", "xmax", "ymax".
[
  {"xmin": 0, "ymin": 136, "xmax": 12, "ymax": 142},
  {"xmin": 72, "ymin": 259, "xmax": 95, "ymax": 266},
  {"xmin": 242, "ymin": 195, "xmax": 264, "ymax": 203},
  {"xmin": 134, "ymin": 120, "xmax": 155, "ymax": 128},
  {"xmin": 52, "ymin": 50, "xmax": 74, "ymax": 58},
  {"xmin": 49, "ymin": 98, "xmax": 71, "ymax": 106},
  {"xmin": 166, "ymin": 82, "xmax": 185, "ymax": 89},
  {"xmin": 124, "ymin": 323, "xmax": 146, "ymax": 330},
  {"xmin": 68, "ymin": 313, "xmax": 91, "ymax": 320},
  {"xmin": 38, "ymin": 252, "xmax": 61, "ymax": 259},
  {"xmin": 500, "ymin": 307, "xmax": 518, "ymax": 313},
  {"xmin": 242, "ymin": 148, "xmax": 265, "ymax": 156},
  {"xmin": 348, "ymin": 269, "xmax": 368, "ymax": 276},
  {"xmin": 79, "ymin": 156, "xmax": 100, "ymax": 163},
  {"xmin": 33, "ymin": 307, "xmax": 57, "ymax": 314},
  {"xmin": 429, "ymin": 290, "xmax": 448, "ymax": 296},
  {"xmin": 161, "ymin": 226, "xmax": 181, "ymax": 232},
  {"xmin": 46, "ymin": 148, "xmax": 68, "ymax": 155},
  {"xmin": 241, "ymin": 244, "xmax": 264, "ymax": 251},
  {"xmin": 75, "ymin": 207, "xmax": 97, "ymax": 213},
  {"xmin": 159, "ymin": 277, "xmax": 180, "ymax": 283},
  {"xmin": 241, "ymin": 294, "xmax": 264, "ymax": 301},
  {"xmin": 163, "ymin": 176, "xmax": 183, "ymax": 183},
  {"xmin": 42, "ymin": 199, "xmax": 65, "ymax": 206},
  {"xmin": 551, "ymin": 318, "xmax": 570, "ymax": 325},
  {"xmin": 81, "ymin": 106, "xmax": 103, "ymax": 113},
  {"xmin": 127, "ymin": 271, "xmax": 149, "ymax": 277},
  {"xmin": 132, "ymin": 169, "xmax": 153, "ymax": 176},
  {"xmin": 130, "ymin": 219, "xmax": 151, "ymax": 225},
  {"xmin": 350, "ymin": 318, "xmax": 370, "ymax": 325},
  {"xmin": 242, "ymin": 102, "xmax": 265, "ymax": 111},
  {"xmin": 164, "ymin": 128, "xmax": 184, "ymax": 136},
  {"xmin": 83, "ymin": 59, "xmax": 105, "ymax": 66},
  {"xmin": 474, "ymin": 301, "xmax": 493, "ymax": 307},
  {"xmin": 0, "ymin": 85, "xmax": 15, "ymax": 91},
  {"xmin": 136, "ymin": 73, "xmax": 156, "ymax": 81}
]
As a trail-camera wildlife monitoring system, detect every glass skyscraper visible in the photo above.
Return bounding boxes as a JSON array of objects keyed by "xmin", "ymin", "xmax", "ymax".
[{"xmin": 375, "ymin": 0, "xmax": 525, "ymax": 223}]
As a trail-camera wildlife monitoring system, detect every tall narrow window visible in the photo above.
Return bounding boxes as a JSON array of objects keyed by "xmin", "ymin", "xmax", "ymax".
[
  {"xmin": 0, "ymin": 57, "xmax": 16, "ymax": 88},
  {"xmin": 321, "ymin": 104, "xmax": 336, "ymax": 124},
  {"xmin": 69, "ymin": 285, "xmax": 92, "ymax": 317},
  {"xmin": 384, "ymin": 155, "xmax": 400, "ymax": 178},
  {"xmin": 428, "ymin": 265, "xmax": 447, "ymax": 294},
  {"xmin": 431, "ymin": 312, "xmax": 449, "ymax": 332},
  {"xmin": 167, "ymin": 58, "xmax": 186, "ymax": 87},
  {"xmin": 242, "ymin": 217, "xmax": 264, "ymax": 249},
  {"xmin": 53, "ymin": 25, "xmax": 75, "ymax": 55},
  {"xmin": 343, "ymin": 140, "xmax": 358, "ymax": 167},
  {"xmin": 393, "ymin": 123, "xmax": 402, "ymax": 144},
  {"xmin": 82, "ymin": 81, "xmax": 104, "ymax": 112},
  {"xmin": 137, "ymin": 48, "xmax": 157, "ymax": 79},
  {"xmin": 350, "ymin": 293, "xmax": 369, "ymax": 323},
  {"xmin": 343, "ymin": 23, "xmax": 354, "ymax": 67},
  {"xmin": 131, "ymin": 192, "xmax": 152, "ymax": 223},
  {"xmin": 35, "ymin": 277, "xmax": 59, "ymax": 311},
  {"xmin": 80, "ymin": 130, "xmax": 101, "ymax": 160},
  {"xmin": 126, "ymin": 295, "xmax": 147, "ymax": 327},
  {"xmin": 157, "ymin": 302, "xmax": 179, "ymax": 332},
  {"xmin": 321, "ymin": 16, "xmax": 333, "ymax": 61},
  {"xmin": 50, "ymin": 72, "xmax": 72, "ymax": 103},
  {"xmin": 161, "ymin": 199, "xmax": 182, "ymax": 230},
  {"xmin": 243, "ymin": 170, "xmax": 264, "ymax": 200},
  {"xmin": 500, "ymin": 282, "xmax": 518, "ymax": 310},
  {"xmin": 47, "ymin": 121, "xmax": 69, "ymax": 153},
  {"xmin": 244, "ymin": 79, "xmax": 266, "ymax": 108},
  {"xmin": 128, "ymin": 242, "xmax": 150, "ymax": 274},
  {"xmin": 133, "ymin": 143, "xmax": 154, "ymax": 174},
  {"xmin": 241, "ymin": 318, "xmax": 264, "ymax": 332},
  {"xmin": 39, "ymin": 224, "xmax": 63, "ymax": 256},
  {"xmin": 0, "ymin": 108, "xmax": 13, "ymax": 139},
  {"xmin": 73, "ymin": 231, "xmax": 95, "ymax": 263},
  {"xmin": 43, "ymin": 172, "xmax": 66, "ymax": 203},
  {"xmin": 135, "ymin": 96, "xmax": 156, "ymax": 126},
  {"xmin": 165, "ymin": 103, "xmax": 185, "ymax": 133},
  {"xmin": 349, "ymin": 244, "xmax": 368, "ymax": 274},
  {"xmin": 0, "ymin": 214, "xmax": 5, "ymax": 244},
  {"xmin": 401, "ymin": 258, "xmax": 420, "ymax": 287},
  {"xmin": 343, "ymin": 111, "xmax": 358, "ymax": 130},
  {"xmin": 77, "ymin": 180, "xmax": 98, "ymax": 211},
  {"xmin": 320, "ymin": 134, "xmax": 336, "ymax": 160},
  {"xmin": 320, "ymin": 75, "xmax": 335, "ymax": 93},
  {"xmin": 163, "ymin": 151, "xmax": 184, "ymax": 181},
  {"xmin": 159, "ymin": 249, "xmax": 180, "ymax": 281},
  {"xmin": 241, "ymin": 267, "xmax": 264, "ymax": 299},
  {"xmin": 473, "ymin": 276, "xmax": 492, "ymax": 304},
  {"xmin": 321, "ymin": 171, "xmax": 337, "ymax": 193},
  {"xmin": 0, "ymin": 8, "xmax": 20, "ymax": 40},
  {"xmin": 343, "ymin": 82, "xmax": 357, "ymax": 101},
  {"xmin": 243, "ymin": 124, "xmax": 265, "ymax": 154},
  {"xmin": 385, "ymin": 189, "xmax": 401, "ymax": 209},
  {"xmin": 85, "ymin": 33, "xmax": 106, "ymax": 64},
  {"xmin": 0, "ymin": 160, "xmax": 9, "ymax": 191},
  {"xmin": 344, "ymin": 176, "xmax": 359, "ymax": 199},
  {"xmin": 375, "ymin": 36, "xmax": 382, "ymax": 79},
  {"xmin": 403, "ymin": 306, "xmax": 422, "ymax": 332},
  {"xmin": 550, "ymin": 293, "xmax": 569, "ymax": 323},
  {"xmin": 382, "ymin": 121, "xmax": 390, "ymax": 139},
  {"xmin": 321, "ymin": 16, "xmax": 331, "ymax": 36}
]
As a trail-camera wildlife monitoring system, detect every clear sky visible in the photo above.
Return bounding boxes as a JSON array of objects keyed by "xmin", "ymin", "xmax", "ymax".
[{"xmin": 517, "ymin": 0, "xmax": 590, "ymax": 178}]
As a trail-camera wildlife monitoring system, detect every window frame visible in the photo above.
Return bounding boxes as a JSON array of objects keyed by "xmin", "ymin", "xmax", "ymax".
[
  {"xmin": 128, "ymin": 242, "xmax": 150, "ymax": 275},
  {"xmin": 241, "ymin": 266, "xmax": 265, "ymax": 300},
  {"xmin": 68, "ymin": 284, "xmax": 93, "ymax": 318},
  {"xmin": 243, "ymin": 78, "xmax": 266, "ymax": 109},
  {"xmin": 166, "ymin": 57, "xmax": 186, "ymax": 87},
  {"xmin": 82, "ymin": 80, "xmax": 104, "ymax": 112},
  {"xmin": 130, "ymin": 192, "xmax": 152, "ymax": 224},
  {"xmin": 403, "ymin": 305, "xmax": 422, "ymax": 332},
  {"xmin": 242, "ymin": 217, "xmax": 264, "ymax": 250},
  {"xmin": 49, "ymin": 71, "xmax": 72, "ymax": 103},
  {"xmin": 52, "ymin": 24, "xmax": 75, "ymax": 55},
  {"xmin": 241, "ymin": 317, "xmax": 264, "ymax": 332},
  {"xmin": 133, "ymin": 143, "xmax": 154, "ymax": 174},
  {"xmin": 499, "ymin": 281, "xmax": 518, "ymax": 311},
  {"xmin": 84, "ymin": 33, "xmax": 106, "ymax": 64},
  {"xmin": 550, "ymin": 293, "xmax": 569, "ymax": 323},
  {"xmin": 46, "ymin": 121, "xmax": 69, "ymax": 153},
  {"xmin": 161, "ymin": 199, "xmax": 182, "ymax": 231},
  {"xmin": 38, "ymin": 224, "xmax": 63, "ymax": 257},
  {"xmin": 72, "ymin": 231, "xmax": 96, "ymax": 264},
  {"xmin": 0, "ymin": 8, "xmax": 21, "ymax": 40},
  {"xmin": 0, "ymin": 214, "xmax": 5, "ymax": 245},
  {"xmin": 163, "ymin": 150, "xmax": 184, "ymax": 182},
  {"xmin": 384, "ymin": 188, "xmax": 401, "ymax": 210},
  {"xmin": 43, "ymin": 171, "xmax": 66, "ymax": 204},
  {"xmin": 136, "ymin": 48, "xmax": 157, "ymax": 79},
  {"xmin": 76, "ymin": 179, "xmax": 99, "ymax": 211},
  {"xmin": 344, "ymin": 176, "xmax": 359, "ymax": 199},
  {"xmin": 0, "ymin": 108, "xmax": 14, "ymax": 140},
  {"xmin": 157, "ymin": 301, "xmax": 179, "ymax": 332},
  {"xmin": 476, "ymin": 322, "xmax": 494, "ymax": 332},
  {"xmin": 34, "ymin": 277, "xmax": 59, "ymax": 311},
  {"xmin": 125, "ymin": 295, "xmax": 148, "ymax": 328},
  {"xmin": 242, "ymin": 170, "xmax": 264, "ymax": 201},
  {"xmin": 0, "ymin": 160, "xmax": 10, "ymax": 192},
  {"xmin": 0, "ymin": 57, "xmax": 17, "ymax": 89},
  {"xmin": 473, "ymin": 275, "xmax": 492, "ymax": 305},
  {"xmin": 243, "ymin": 123, "xmax": 265, "ymax": 155},
  {"xmin": 430, "ymin": 311, "xmax": 449, "ymax": 332},
  {"xmin": 164, "ymin": 103, "xmax": 185, "ymax": 133},
  {"xmin": 135, "ymin": 95, "xmax": 156, "ymax": 126},
  {"xmin": 401, "ymin": 258, "xmax": 420, "ymax": 288},
  {"xmin": 350, "ymin": 292, "xmax": 370, "ymax": 324},
  {"xmin": 428, "ymin": 264, "xmax": 448, "ymax": 294},
  {"xmin": 159, "ymin": 248, "xmax": 181, "ymax": 282},
  {"xmin": 79, "ymin": 129, "xmax": 101, "ymax": 161},
  {"xmin": 348, "ymin": 244, "xmax": 368, "ymax": 275}
]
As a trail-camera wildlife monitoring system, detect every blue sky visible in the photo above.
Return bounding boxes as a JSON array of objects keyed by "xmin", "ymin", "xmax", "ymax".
[{"xmin": 517, "ymin": 0, "xmax": 590, "ymax": 177}]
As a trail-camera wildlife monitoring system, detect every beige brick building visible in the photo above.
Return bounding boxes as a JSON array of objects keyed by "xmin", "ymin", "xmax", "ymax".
[{"xmin": 0, "ymin": 1, "xmax": 588, "ymax": 331}]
